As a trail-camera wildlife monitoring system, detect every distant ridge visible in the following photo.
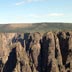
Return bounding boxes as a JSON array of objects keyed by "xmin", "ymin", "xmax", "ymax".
[
  {"xmin": 0, "ymin": 23, "xmax": 72, "ymax": 32},
  {"xmin": 5, "ymin": 24, "xmax": 32, "ymax": 29}
]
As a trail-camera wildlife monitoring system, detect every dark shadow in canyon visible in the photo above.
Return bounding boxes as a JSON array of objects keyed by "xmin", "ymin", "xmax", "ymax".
[
  {"xmin": 57, "ymin": 32, "xmax": 69, "ymax": 65},
  {"xmin": 41, "ymin": 36, "xmax": 51, "ymax": 72},
  {"xmin": 3, "ymin": 48, "xmax": 17, "ymax": 72}
]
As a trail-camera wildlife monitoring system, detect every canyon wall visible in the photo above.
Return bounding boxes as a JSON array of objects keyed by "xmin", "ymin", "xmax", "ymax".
[{"xmin": 0, "ymin": 32, "xmax": 72, "ymax": 72}]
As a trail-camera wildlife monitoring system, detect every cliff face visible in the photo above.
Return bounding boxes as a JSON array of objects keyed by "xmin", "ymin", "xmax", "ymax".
[{"xmin": 0, "ymin": 32, "xmax": 72, "ymax": 72}]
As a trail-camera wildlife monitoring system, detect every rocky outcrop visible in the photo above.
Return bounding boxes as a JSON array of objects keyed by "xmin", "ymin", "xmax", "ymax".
[
  {"xmin": 29, "ymin": 32, "xmax": 41, "ymax": 72},
  {"xmin": 14, "ymin": 42, "xmax": 31, "ymax": 72},
  {"xmin": 0, "ymin": 32, "xmax": 72, "ymax": 72}
]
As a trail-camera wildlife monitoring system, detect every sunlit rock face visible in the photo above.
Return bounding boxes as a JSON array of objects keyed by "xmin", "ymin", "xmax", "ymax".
[
  {"xmin": 28, "ymin": 32, "xmax": 42, "ymax": 72},
  {"xmin": 0, "ymin": 33, "xmax": 16, "ymax": 64},
  {"xmin": 0, "ymin": 32, "xmax": 72, "ymax": 72}
]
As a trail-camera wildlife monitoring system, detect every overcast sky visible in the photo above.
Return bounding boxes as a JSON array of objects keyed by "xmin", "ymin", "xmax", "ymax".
[{"xmin": 0, "ymin": 0, "xmax": 72, "ymax": 23}]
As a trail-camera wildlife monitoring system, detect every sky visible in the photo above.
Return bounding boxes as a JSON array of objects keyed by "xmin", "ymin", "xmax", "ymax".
[{"xmin": 0, "ymin": 0, "xmax": 72, "ymax": 24}]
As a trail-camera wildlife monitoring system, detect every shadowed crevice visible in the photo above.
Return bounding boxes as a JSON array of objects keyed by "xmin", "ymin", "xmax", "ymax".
[
  {"xmin": 3, "ymin": 48, "xmax": 17, "ymax": 72},
  {"xmin": 57, "ymin": 32, "xmax": 69, "ymax": 65}
]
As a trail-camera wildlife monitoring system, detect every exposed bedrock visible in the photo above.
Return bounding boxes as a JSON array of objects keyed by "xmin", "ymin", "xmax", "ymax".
[{"xmin": 0, "ymin": 32, "xmax": 72, "ymax": 72}]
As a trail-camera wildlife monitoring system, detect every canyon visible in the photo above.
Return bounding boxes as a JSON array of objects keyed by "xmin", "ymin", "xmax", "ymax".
[{"xmin": 0, "ymin": 31, "xmax": 72, "ymax": 72}]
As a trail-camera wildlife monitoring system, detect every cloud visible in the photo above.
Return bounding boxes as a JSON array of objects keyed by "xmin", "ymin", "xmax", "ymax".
[
  {"xmin": 27, "ymin": 0, "xmax": 43, "ymax": 2},
  {"xmin": 28, "ymin": 13, "xmax": 64, "ymax": 18},
  {"xmin": 14, "ymin": 13, "xmax": 64, "ymax": 20},
  {"xmin": 27, "ymin": 0, "xmax": 33, "ymax": 2},
  {"xmin": 29, "ymin": 14, "xmax": 41, "ymax": 18},
  {"xmin": 15, "ymin": 1, "xmax": 25, "ymax": 6},
  {"xmin": 48, "ymin": 13, "xmax": 64, "ymax": 17},
  {"xmin": 15, "ymin": 0, "xmax": 46, "ymax": 6}
]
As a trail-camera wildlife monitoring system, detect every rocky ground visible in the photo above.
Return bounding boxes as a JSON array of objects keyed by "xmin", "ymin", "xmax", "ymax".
[{"xmin": 0, "ymin": 32, "xmax": 72, "ymax": 72}]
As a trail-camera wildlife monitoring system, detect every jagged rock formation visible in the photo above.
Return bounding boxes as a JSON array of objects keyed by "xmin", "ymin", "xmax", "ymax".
[
  {"xmin": 28, "ymin": 32, "xmax": 41, "ymax": 72},
  {"xmin": 0, "ymin": 32, "xmax": 72, "ymax": 72}
]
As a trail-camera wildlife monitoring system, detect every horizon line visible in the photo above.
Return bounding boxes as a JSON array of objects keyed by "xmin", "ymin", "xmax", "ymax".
[{"xmin": 0, "ymin": 22, "xmax": 72, "ymax": 24}]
